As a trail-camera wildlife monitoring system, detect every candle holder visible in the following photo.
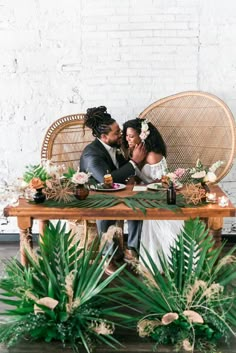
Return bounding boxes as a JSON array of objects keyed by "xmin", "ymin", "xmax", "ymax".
[
  {"xmin": 206, "ymin": 192, "xmax": 216, "ymax": 203},
  {"xmin": 218, "ymin": 196, "xmax": 229, "ymax": 207}
]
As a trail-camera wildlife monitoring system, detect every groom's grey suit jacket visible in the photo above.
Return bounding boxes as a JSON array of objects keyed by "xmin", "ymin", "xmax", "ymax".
[
  {"xmin": 80, "ymin": 138, "xmax": 142, "ymax": 251},
  {"xmin": 80, "ymin": 138, "xmax": 135, "ymax": 184}
]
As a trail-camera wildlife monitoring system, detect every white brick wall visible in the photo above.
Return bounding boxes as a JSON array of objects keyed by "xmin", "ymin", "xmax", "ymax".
[{"xmin": 0, "ymin": 0, "xmax": 235, "ymax": 233}]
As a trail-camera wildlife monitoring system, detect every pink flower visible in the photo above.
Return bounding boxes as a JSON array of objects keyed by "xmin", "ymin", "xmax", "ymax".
[
  {"xmin": 71, "ymin": 172, "xmax": 90, "ymax": 185},
  {"xmin": 174, "ymin": 168, "xmax": 186, "ymax": 178}
]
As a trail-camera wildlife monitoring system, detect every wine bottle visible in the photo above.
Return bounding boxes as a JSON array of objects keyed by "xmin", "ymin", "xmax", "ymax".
[{"xmin": 167, "ymin": 181, "xmax": 176, "ymax": 205}]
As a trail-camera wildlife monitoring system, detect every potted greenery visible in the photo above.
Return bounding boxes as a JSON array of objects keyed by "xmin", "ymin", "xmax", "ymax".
[
  {"xmin": 118, "ymin": 218, "xmax": 236, "ymax": 353},
  {"xmin": 0, "ymin": 221, "xmax": 131, "ymax": 352}
]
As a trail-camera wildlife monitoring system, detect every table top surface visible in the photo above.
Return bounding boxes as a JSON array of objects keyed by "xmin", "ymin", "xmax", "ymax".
[{"xmin": 4, "ymin": 184, "xmax": 236, "ymax": 223}]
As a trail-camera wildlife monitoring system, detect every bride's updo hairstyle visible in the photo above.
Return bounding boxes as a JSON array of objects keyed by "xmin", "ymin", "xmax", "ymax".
[
  {"xmin": 84, "ymin": 106, "xmax": 116, "ymax": 138},
  {"xmin": 122, "ymin": 118, "xmax": 167, "ymax": 157}
]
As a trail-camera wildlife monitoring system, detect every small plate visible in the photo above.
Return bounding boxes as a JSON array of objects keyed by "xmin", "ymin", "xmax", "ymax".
[
  {"xmin": 147, "ymin": 183, "xmax": 166, "ymax": 191},
  {"xmin": 90, "ymin": 183, "xmax": 126, "ymax": 192}
]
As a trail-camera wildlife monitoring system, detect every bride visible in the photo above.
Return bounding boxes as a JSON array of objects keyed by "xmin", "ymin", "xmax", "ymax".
[{"xmin": 122, "ymin": 118, "xmax": 184, "ymax": 271}]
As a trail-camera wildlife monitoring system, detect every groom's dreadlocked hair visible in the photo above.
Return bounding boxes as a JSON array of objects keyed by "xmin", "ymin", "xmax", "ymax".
[{"xmin": 84, "ymin": 106, "xmax": 115, "ymax": 138}]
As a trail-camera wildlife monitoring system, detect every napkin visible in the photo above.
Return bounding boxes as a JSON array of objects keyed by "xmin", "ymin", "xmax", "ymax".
[{"xmin": 133, "ymin": 185, "xmax": 147, "ymax": 191}]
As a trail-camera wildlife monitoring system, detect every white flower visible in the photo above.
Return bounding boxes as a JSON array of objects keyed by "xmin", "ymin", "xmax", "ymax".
[
  {"xmin": 141, "ymin": 119, "xmax": 149, "ymax": 132},
  {"xmin": 71, "ymin": 171, "xmax": 90, "ymax": 185},
  {"xmin": 191, "ymin": 170, "xmax": 206, "ymax": 179},
  {"xmin": 139, "ymin": 119, "xmax": 150, "ymax": 142},
  {"xmin": 41, "ymin": 159, "xmax": 65, "ymax": 179},
  {"xmin": 140, "ymin": 130, "xmax": 150, "ymax": 141},
  {"xmin": 209, "ymin": 160, "xmax": 224, "ymax": 173},
  {"xmin": 204, "ymin": 171, "xmax": 217, "ymax": 183}
]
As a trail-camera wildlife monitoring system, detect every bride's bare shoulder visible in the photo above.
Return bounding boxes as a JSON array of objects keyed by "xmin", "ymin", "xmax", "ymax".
[{"xmin": 146, "ymin": 152, "xmax": 163, "ymax": 164}]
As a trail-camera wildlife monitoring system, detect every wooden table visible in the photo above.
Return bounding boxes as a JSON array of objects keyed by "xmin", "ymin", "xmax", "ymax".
[{"xmin": 4, "ymin": 185, "xmax": 236, "ymax": 265}]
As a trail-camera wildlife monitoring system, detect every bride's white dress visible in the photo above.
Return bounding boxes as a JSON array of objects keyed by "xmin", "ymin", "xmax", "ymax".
[{"xmin": 137, "ymin": 157, "xmax": 184, "ymax": 271}]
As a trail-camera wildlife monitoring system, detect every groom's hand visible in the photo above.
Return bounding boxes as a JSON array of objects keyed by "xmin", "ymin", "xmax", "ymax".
[{"xmin": 131, "ymin": 143, "xmax": 146, "ymax": 164}]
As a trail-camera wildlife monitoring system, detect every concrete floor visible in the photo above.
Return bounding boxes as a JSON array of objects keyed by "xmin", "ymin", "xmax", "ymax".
[{"xmin": 1, "ymin": 240, "xmax": 236, "ymax": 352}]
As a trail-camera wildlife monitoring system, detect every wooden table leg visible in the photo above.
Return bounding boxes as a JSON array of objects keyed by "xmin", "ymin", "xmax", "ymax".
[
  {"xmin": 19, "ymin": 227, "xmax": 33, "ymax": 266},
  {"xmin": 38, "ymin": 220, "xmax": 49, "ymax": 242},
  {"xmin": 18, "ymin": 216, "xmax": 33, "ymax": 266},
  {"xmin": 208, "ymin": 217, "xmax": 223, "ymax": 248},
  {"xmin": 201, "ymin": 217, "xmax": 223, "ymax": 248}
]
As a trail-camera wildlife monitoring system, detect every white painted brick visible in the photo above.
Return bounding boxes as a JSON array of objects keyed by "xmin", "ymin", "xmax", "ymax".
[
  {"xmin": 109, "ymin": 31, "xmax": 130, "ymax": 39},
  {"xmin": 0, "ymin": 30, "xmax": 40, "ymax": 50},
  {"xmin": 120, "ymin": 38, "xmax": 143, "ymax": 46},
  {"xmin": 1, "ymin": 0, "xmax": 236, "ymax": 235},
  {"xmin": 0, "ymin": 54, "xmax": 17, "ymax": 73},
  {"xmin": 107, "ymin": 16, "xmax": 129, "ymax": 23},
  {"xmin": 83, "ymin": 31, "xmax": 108, "ymax": 39},
  {"xmin": 97, "ymin": 23, "xmax": 120, "ymax": 31},
  {"xmin": 130, "ymin": 30, "xmax": 152, "ymax": 38}
]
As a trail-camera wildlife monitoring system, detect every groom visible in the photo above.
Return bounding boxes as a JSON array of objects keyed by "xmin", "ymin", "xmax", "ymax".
[{"xmin": 80, "ymin": 106, "xmax": 146, "ymax": 275}]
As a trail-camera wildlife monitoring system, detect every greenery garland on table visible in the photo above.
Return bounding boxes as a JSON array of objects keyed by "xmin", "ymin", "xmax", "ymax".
[{"xmin": 33, "ymin": 191, "xmax": 195, "ymax": 214}]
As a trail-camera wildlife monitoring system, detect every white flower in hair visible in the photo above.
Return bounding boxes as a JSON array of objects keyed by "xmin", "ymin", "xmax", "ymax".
[{"xmin": 139, "ymin": 119, "xmax": 150, "ymax": 142}]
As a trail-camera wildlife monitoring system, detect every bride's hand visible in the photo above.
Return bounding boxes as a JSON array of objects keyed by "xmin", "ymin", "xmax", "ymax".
[{"xmin": 131, "ymin": 143, "xmax": 146, "ymax": 164}]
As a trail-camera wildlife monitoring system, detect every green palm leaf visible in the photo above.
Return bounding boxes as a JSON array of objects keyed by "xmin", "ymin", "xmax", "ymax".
[
  {"xmin": 119, "ymin": 218, "xmax": 236, "ymax": 352},
  {"xmin": 0, "ymin": 221, "xmax": 134, "ymax": 352}
]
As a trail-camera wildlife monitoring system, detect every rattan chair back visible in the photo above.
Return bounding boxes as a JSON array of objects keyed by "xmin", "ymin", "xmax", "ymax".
[
  {"xmin": 139, "ymin": 91, "xmax": 236, "ymax": 182},
  {"xmin": 41, "ymin": 114, "xmax": 96, "ymax": 244},
  {"xmin": 41, "ymin": 114, "xmax": 94, "ymax": 170}
]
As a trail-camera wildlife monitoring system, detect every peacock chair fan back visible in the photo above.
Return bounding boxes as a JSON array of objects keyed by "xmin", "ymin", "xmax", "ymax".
[
  {"xmin": 139, "ymin": 91, "xmax": 236, "ymax": 183},
  {"xmin": 41, "ymin": 114, "xmax": 94, "ymax": 170},
  {"xmin": 41, "ymin": 114, "xmax": 96, "ymax": 245}
]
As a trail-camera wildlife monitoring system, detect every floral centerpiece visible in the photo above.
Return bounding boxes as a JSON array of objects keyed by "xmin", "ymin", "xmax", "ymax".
[
  {"xmin": 71, "ymin": 169, "xmax": 91, "ymax": 185},
  {"xmin": 162, "ymin": 168, "xmax": 187, "ymax": 189},
  {"xmin": 23, "ymin": 160, "xmax": 92, "ymax": 203},
  {"xmin": 189, "ymin": 159, "xmax": 224, "ymax": 184},
  {"xmin": 70, "ymin": 168, "xmax": 92, "ymax": 200}
]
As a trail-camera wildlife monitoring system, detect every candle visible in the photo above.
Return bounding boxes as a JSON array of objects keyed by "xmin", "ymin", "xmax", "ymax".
[
  {"xmin": 206, "ymin": 192, "xmax": 216, "ymax": 203},
  {"xmin": 218, "ymin": 196, "xmax": 229, "ymax": 207}
]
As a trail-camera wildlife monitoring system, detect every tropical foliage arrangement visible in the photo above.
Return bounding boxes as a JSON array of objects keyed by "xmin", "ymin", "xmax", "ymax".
[
  {"xmin": 42, "ymin": 190, "xmax": 187, "ymax": 214},
  {"xmin": 15, "ymin": 158, "xmax": 222, "ymax": 210},
  {"xmin": 23, "ymin": 160, "xmax": 93, "ymax": 203},
  {"xmin": 118, "ymin": 218, "xmax": 236, "ymax": 353},
  {"xmin": 1, "ymin": 219, "xmax": 236, "ymax": 352},
  {"xmin": 0, "ymin": 221, "xmax": 130, "ymax": 352}
]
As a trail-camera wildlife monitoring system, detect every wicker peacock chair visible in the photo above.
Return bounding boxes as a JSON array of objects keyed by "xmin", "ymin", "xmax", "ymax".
[
  {"xmin": 139, "ymin": 91, "xmax": 236, "ymax": 243},
  {"xmin": 41, "ymin": 114, "xmax": 96, "ymax": 244},
  {"xmin": 41, "ymin": 113, "xmax": 93, "ymax": 171}
]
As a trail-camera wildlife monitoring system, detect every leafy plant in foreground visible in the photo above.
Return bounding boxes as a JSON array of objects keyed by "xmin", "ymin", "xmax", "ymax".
[
  {"xmin": 118, "ymin": 218, "xmax": 236, "ymax": 353},
  {"xmin": 0, "ymin": 221, "xmax": 131, "ymax": 352}
]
